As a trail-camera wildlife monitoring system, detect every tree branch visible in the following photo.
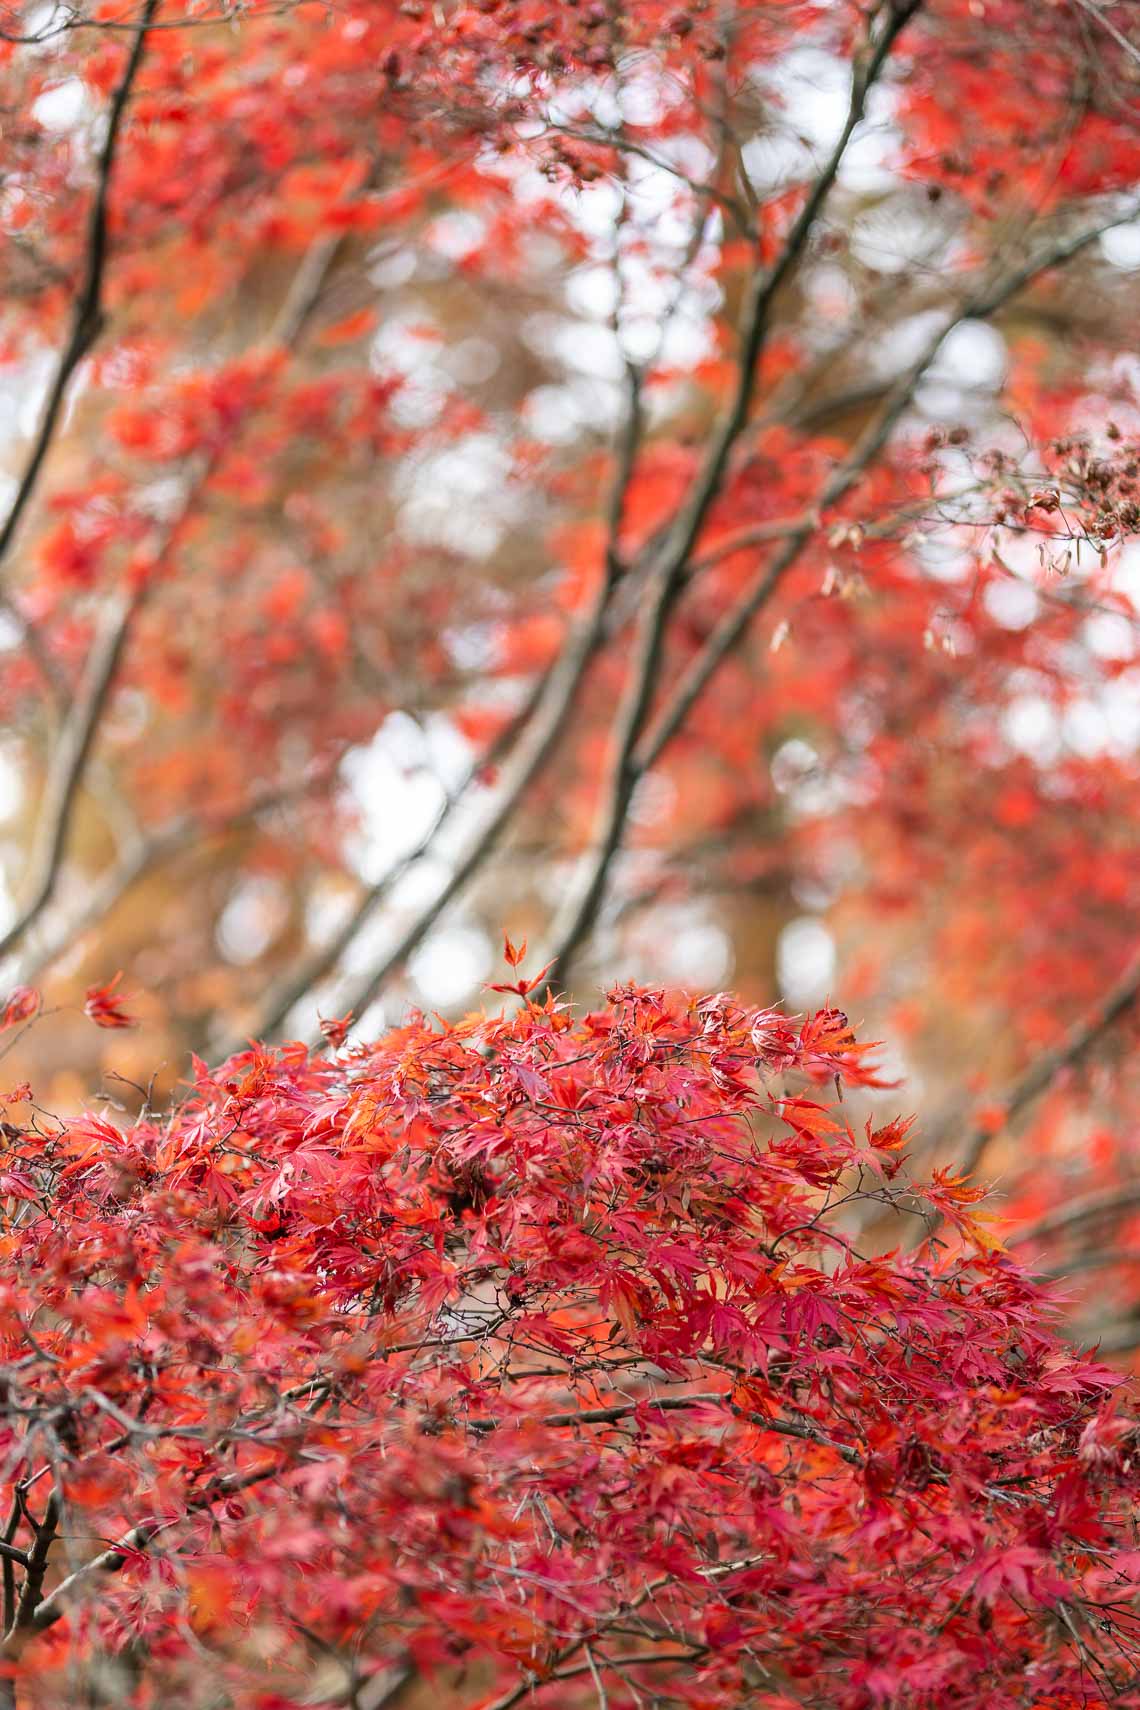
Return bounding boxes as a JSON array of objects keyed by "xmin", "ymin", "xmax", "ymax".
[
  {"xmin": 0, "ymin": 181, "xmax": 367, "ymax": 966},
  {"xmin": 16, "ymin": 770, "xmax": 337, "ymax": 985},
  {"xmin": 1010, "ymin": 1180, "xmax": 1140, "ymax": 1250},
  {"xmin": 0, "ymin": 0, "xmax": 158, "ymax": 584},
  {"xmin": 642, "ymin": 0, "xmax": 918, "ymax": 604},
  {"xmin": 634, "ymin": 201, "xmax": 1140, "ymax": 775},
  {"xmin": 4, "ymin": 1490, "xmax": 60, "ymax": 1647},
  {"xmin": 222, "ymin": 669, "xmax": 551, "ymax": 1054},
  {"xmin": 954, "ymin": 944, "xmax": 1140, "ymax": 1181},
  {"xmin": 0, "ymin": 589, "xmax": 137, "ymax": 961},
  {"xmin": 524, "ymin": 6, "xmax": 916, "ymax": 997}
]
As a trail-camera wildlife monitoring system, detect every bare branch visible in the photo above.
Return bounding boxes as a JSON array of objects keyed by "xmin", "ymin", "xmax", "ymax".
[
  {"xmin": 525, "ymin": 7, "xmax": 917, "ymax": 995},
  {"xmin": 1070, "ymin": 0, "xmax": 1140, "ymax": 69},
  {"xmin": 471, "ymin": 1388, "xmax": 859, "ymax": 1461},
  {"xmin": 1010, "ymin": 1180, "xmax": 1140, "ymax": 1250},
  {"xmin": 4, "ymin": 1490, "xmax": 60, "ymax": 1647},
  {"xmin": 298, "ymin": 515, "xmax": 627, "ymax": 1045},
  {"xmin": 0, "ymin": 0, "xmax": 158, "ymax": 584},
  {"xmin": 2, "ymin": 1520, "xmax": 160, "ymax": 1653},
  {"xmin": 17, "ymin": 771, "xmax": 337, "ymax": 986},
  {"xmin": 953, "ymin": 944, "xmax": 1140, "ymax": 1181},
  {"xmin": 0, "ymin": 590, "xmax": 137, "ymax": 961},
  {"xmin": 644, "ymin": 0, "xmax": 918, "ymax": 601},
  {"xmin": 273, "ymin": 125, "xmax": 695, "ymax": 1045},
  {"xmin": 227, "ymin": 670, "xmax": 550, "ymax": 1053}
]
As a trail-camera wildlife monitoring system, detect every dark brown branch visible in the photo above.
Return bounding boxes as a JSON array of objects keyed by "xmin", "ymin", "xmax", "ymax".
[
  {"xmin": 642, "ymin": 0, "xmax": 918, "ymax": 606},
  {"xmin": 301, "ymin": 535, "xmax": 624, "ymax": 1040},
  {"xmin": 287, "ymin": 206, "xmax": 674, "ymax": 1043},
  {"xmin": 0, "ymin": 1494, "xmax": 20, "ymax": 1643},
  {"xmin": 526, "ymin": 7, "xmax": 916, "ymax": 996},
  {"xmin": 4, "ymin": 1490, "xmax": 60, "ymax": 1645},
  {"xmin": 1, "ymin": 1520, "xmax": 160, "ymax": 1654},
  {"xmin": 530, "ymin": 537, "xmax": 689, "ymax": 997},
  {"xmin": 530, "ymin": 204, "xmax": 1139, "ymax": 1000},
  {"xmin": 0, "ymin": 0, "xmax": 157, "ymax": 582},
  {"xmin": 468, "ymin": 1387, "xmax": 860, "ymax": 1463}
]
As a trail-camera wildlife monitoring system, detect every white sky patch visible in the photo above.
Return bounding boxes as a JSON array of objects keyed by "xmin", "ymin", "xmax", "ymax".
[
  {"xmin": 1103, "ymin": 672, "xmax": 1140, "ymax": 753},
  {"xmin": 929, "ymin": 320, "xmax": 1007, "ymax": 392},
  {"xmin": 778, "ymin": 917, "xmax": 837, "ymax": 1006},
  {"xmin": 1101, "ymin": 222, "xmax": 1140, "ymax": 270},
  {"xmin": 525, "ymin": 312, "xmax": 625, "ymax": 382},
  {"xmin": 984, "ymin": 577, "xmax": 1038, "ymax": 630},
  {"xmin": 1061, "ymin": 697, "xmax": 1111, "ymax": 759},
  {"xmin": 774, "ymin": 47, "xmax": 852, "ymax": 152},
  {"xmin": 1002, "ymin": 694, "xmax": 1062, "ymax": 765},
  {"xmin": 409, "ymin": 924, "xmax": 493, "ymax": 1009},
  {"xmin": 771, "ymin": 737, "xmax": 820, "ymax": 795},
  {"xmin": 32, "ymin": 78, "xmax": 87, "ymax": 132},
  {"xmin": 850, "ymin": 206, "xmax": 946, "ymax": 275},
  {"xmin": 339, "ymin": 717, "xmax": 449, "ymax": 884},
  {"xmin": 658, "ymin": 917, "xmax": 733, "ymax": 988},
  {"xmin": 1084, "ymin": 611, "xmax": 1137, "ymax": 662},
  {"xmin": 566, "ymin": 264, "xmax": 619, "ymax": 322},
  {"xmin": 216, "ymin": 876, "xmax": 287, "ymax": 966},
  {"xmin": 395, "ymin": 433, "xmax": 525, "ymax": 556},
  {"xmin": 918, "ymin": 537, "xmax": 971, "ymax": 584},
  {"xmin": 425, "ymin": 210, "xmax": 486, "ymax": 262}
]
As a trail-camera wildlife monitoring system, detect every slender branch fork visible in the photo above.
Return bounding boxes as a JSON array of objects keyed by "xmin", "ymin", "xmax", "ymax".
[{"xmin": 938, "ymin": 942, "xmax": 1140, "ymax": 1187}]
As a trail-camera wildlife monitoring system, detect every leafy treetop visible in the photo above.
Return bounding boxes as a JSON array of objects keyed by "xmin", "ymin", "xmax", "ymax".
[{"xmin": 0, "ymin": 986, "xmax": 1133, "ymax": 1707}]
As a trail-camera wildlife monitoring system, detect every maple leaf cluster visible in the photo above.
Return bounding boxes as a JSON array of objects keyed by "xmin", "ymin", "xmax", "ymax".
[{"xmin": 0, "ymin": 989, "xmax": 1133, "ymax": 1707}]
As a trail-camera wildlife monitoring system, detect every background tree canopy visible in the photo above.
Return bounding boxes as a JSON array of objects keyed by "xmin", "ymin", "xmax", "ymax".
[{"xmin": 2, "ymin": 0, "xmax": 1140, "ymax": 1341}]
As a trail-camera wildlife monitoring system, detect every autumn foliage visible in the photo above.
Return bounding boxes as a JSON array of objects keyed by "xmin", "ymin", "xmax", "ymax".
[
  {"xmin": 0, "ymin": 0, "xmax": 1139, "ymax": 1700},
  {"xmin": 0, "ymin": 988, "xmax": 1133, "ymax": 1708}
]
